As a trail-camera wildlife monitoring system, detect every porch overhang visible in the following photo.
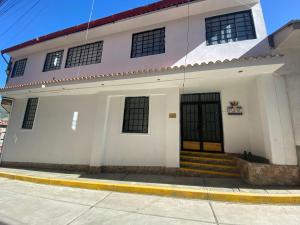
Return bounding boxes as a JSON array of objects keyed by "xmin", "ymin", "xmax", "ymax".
[{"xmin": 0, "ymin": 54, "xmax": 284, "ymax": 98}]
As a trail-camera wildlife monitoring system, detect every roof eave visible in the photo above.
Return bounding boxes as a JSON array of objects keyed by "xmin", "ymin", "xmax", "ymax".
[{"xmin": 1, "ymin": 0, "xmax": 200, "ymax": 55}]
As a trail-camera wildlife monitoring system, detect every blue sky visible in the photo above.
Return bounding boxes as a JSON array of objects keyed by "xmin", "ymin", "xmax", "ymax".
[{"xmin": 0, "ymin": 0, "xmax": 299, "ymax": 87}]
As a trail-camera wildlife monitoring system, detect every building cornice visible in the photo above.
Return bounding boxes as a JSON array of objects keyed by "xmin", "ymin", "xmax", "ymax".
[{"xmin": 0, "ymin": 54, "xmax": 284, "ymax": 92}]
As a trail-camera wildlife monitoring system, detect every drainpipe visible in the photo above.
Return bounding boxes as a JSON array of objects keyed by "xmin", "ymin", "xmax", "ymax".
[{"xmin": 1, "ymin": 53, "xmax": 11, "ymax": 85}]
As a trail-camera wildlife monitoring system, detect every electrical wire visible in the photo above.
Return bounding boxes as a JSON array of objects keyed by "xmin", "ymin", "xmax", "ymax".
[
  {"xmin": 0, "ymin": 0, "xmax": 8, "ymax": 8},
  {"xmin": 0, "ymin": 0, "xmax": 41, "ymax": 36},
  {"xmin": 3, "ymin": 2, "xmax": 48, "ymax": 46},
  {"xmin": 0, "ymin": 0, "xmax": 22, "ymax": 17},
  {"xmin": 75, "ymin": 0, "xmax": 96, "ymax": 77}
]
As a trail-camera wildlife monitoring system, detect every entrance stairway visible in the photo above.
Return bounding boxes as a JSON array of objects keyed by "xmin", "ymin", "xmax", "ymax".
[{"xmin": 179, "ymin": 150, "xmax": 240, "ymax": 178}]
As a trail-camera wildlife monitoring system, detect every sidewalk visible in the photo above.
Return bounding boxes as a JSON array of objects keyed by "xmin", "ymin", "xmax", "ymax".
[{"xmin": 0, "ymin": 167, "xmax": 300, "ymax": 204}]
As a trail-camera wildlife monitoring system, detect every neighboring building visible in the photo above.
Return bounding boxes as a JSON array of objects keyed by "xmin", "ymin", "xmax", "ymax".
[
  {"xmin": 0, "ymin": 120, "xmax": 8, "ymax": 152},
  {"xmin": 0, "ymin": 104, "xmax": 10, "ymax": 155},
  {"xmin": 0, "ymin": 0, "xmax": 299, "ymax": 175}
]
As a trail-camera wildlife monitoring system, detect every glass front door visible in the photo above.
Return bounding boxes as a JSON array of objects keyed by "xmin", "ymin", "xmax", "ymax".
[{"xmin": 181, "ymin": 93, "xmax": 224, "ymax": 152}]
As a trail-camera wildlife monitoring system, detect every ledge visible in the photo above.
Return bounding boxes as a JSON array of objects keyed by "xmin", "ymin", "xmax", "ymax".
[{"xmin": 237, "ymin": 158, "xmax": 300, "ymax": 186}]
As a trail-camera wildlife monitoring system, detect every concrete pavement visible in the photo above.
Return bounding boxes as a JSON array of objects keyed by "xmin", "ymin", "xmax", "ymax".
[
  {"xmin": 1, "ymin": 167, "xmax": 299, "ymax": 194},
  {"xmin": 0, "ymin": 177, "xmax": 299, "ymax": 225}
]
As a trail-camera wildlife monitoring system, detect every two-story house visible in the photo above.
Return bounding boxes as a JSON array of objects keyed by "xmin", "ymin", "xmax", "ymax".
[{"xmin": 0, "ymin": 0, "xmax": 299, "ymax": 178}]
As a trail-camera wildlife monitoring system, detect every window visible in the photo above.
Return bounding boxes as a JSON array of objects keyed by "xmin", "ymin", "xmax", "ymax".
[
  {"xmin": 205, "ymin": 10, "xmax": 256, "ymax": 45},
  {"xmin": 11, "ymin": 59, "xmax": 27, "ymax": 77},
  {"xmin": 65, "ymin": 41, "xmax": 103, "ymax": 68},
  {"xmin": 43, "ymin": 50, "xmax": 64, "ymax": 72},
  {"xmin": 131, "ymin": 28, "xmax": 165, "ymax": 58},
  {"xmin": 22, "ymin": 98, "xmax": 38, "ymax": 129},
  {"xmin": 122, "ymin": 97, "xmax": 149, "ymax": 133}
]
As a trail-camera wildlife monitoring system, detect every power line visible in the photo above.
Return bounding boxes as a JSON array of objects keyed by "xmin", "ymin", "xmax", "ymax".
[
  {"xmin": 0, "ymin": 0, "xmax": 22, "ymax": 17},
  {"xmin": 3, "ymin": 2, "xmax": 48, "ymax": 46},
  {"xmin": 0, "ymin": 0, "xmax": 8, "ymax": 8},
  {"xmin": 0, "ymin": 0, "xmax": 41, "ymax": 36},
  {"xmin": 75, "ymin": 0, "xmax": 96, "ymax": 77}
]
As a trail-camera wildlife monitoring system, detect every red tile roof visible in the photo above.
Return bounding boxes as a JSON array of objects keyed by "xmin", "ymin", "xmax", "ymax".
[{"xmin": 1, "ymin": 0, "xmax": 197, "ymax": 54}]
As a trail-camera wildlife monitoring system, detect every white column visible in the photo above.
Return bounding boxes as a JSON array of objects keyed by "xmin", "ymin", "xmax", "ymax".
[
  {"xmin": 165, "ymin": 88, "xmax": 180, "ymax": 168},
  {"xmin": 257, "ymin": 74, "xmax": 297, "ymax": 165},
  {"xmin": 89, "ymin": 93, "xmax": 110, "ymax": 169}
]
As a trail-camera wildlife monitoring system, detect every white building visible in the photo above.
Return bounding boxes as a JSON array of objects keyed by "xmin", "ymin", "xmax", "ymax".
[{"xmin": 0, "ymin": 0, "xmax": 299, "ymax": 177}]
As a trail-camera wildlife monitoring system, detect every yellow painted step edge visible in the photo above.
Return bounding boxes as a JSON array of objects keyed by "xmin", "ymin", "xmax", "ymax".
[
  {"xmin": 181, "ymin": 155, "xmax": 234, "ymax": 162},
  {"xmin": 0, "ymin": 171, "xmax": 300, "ymax": 205},
  {"xmin": 180, "ymin": 168, "xmax": 240, "ymax": 177},
  {"xmin": 180, "ymin": 161, "xmax": 238, "ymax": 170},
  {"xmin": 181, "ymin": 151, "xmax": 230, "ymax": 157}
]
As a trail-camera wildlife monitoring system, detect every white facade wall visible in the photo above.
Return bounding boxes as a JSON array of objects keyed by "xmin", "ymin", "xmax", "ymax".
[
  {"xmin": 286, "ymin": 73, "xmax": 300, "ymax": 146},
  {"xmin": 2, "ymin": 76, "xmax": 272, "ymax": 167},
  {"xmin": 7, "ymin": 3, "xmax": 269, "ymax": 86},
  {"xmin": 2, "ymin": 88, "xmax": 181, "ymax": 167},
  {"xmin": 282, "ymin": 50, "xmax": 300, "ymax": 147},
  {"xmin": 257, "ymin": 74, "xmax": 297, "ymax": 165},
  {"xmin": 6, "ymin": 1, "xmax": 297, "ymax": 167},
  {"xmin": 2, "ymin": 95, "xmax": 97, "ymax": 165}
]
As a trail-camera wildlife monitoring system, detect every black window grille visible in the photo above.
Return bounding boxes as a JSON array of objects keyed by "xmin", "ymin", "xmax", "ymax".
[
  {"xmin": 122, "ymin": 97, "xmax": 149, "ymax": 133},
  {"xmin": 205, "ymin": 10, "xmax": 256, "ymax": 45},
  {"xmin": 22, "ymin": 98, "xmax": 38, "ymax": 129},
  {"xmin": 65, "ymin": 41, "xmax": 103, "ymax": 68},
  {"xmin": 11, "ymin": 59, "xmax": 27, "ymax": 77},
  {"xmin": 43, "ymin": 50, "xmax": 64, "ymax": 72},
  {"xmin": 131, "ymin": 28, "xmax": 165, "ymax": 58}
]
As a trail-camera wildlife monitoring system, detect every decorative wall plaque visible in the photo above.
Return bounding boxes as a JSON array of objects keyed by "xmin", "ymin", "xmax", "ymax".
[
  {"xmin": 227, "ymin": 101, "xmax": 243, "ymax": 115},
  {"xmin": 169, "ymin": 113, "xmax": 177, "ymax": 118}
]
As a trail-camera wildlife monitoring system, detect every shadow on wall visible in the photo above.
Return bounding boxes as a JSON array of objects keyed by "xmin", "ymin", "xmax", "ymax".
[{"xmin": 240, "ymin": 36, "xmax": 271, "ymax": 58}]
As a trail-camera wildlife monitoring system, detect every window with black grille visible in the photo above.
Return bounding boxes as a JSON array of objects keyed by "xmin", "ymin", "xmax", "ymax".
[
  {"xmin": 22, "ymin": 98, "xmax": 38, "ymax": 129},
  {"xmin": 122, "ymin": 97, "xmax": 149, "ymax": 133},
  {"xmin": 11, "ymin": 59, "xmax": 27, "ymax": 77},
  {"xmin": 65, "ymin": 41, "xmax": 103, "ymax": 68},
  {"xmin": 205, "ymin": 10, "xmax": 256, "ymax": 46},
  {"xmin": 43, "ymin": 50, "xmax": 64, "ymax": 72},
  {"xmin": 131, "ymin": 28, "xmax": 165, "ymax": 58}
]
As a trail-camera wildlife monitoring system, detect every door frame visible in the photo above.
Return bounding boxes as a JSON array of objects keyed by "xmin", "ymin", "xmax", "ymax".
[{"xmin": 180, "ymin": 93, "xmax": 225, "ymax": 153}]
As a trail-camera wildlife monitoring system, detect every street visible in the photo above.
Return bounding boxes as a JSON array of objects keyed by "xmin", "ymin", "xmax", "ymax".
[{"xmin": 0, "ymin": 178, "xmax": 299, "ymax": 225}]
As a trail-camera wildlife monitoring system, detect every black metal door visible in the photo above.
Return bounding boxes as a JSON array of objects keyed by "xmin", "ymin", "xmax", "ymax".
[{"xmin": 181, "ymin": 93, "xmax": 223, "ymax": 152}]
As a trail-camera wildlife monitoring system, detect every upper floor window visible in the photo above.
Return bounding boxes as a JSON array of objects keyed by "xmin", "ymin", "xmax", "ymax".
[
  {"xmin": 22, "ymin": 98, "xmax": 39, "ymax": 129},
  {"xmin": 65, "ymin": 41, "xmax": 103, "ymax": 68},
  {"xmin": 11, "ymin": 58, "xmax": 27, "ymax": 77},
  {"xmin": 43, "ymin": 50, "xmax": 64, "ymax": 72},
  {"xmin": 205, "ymin": 10, "xmax": 256, "ymax": 46},
  {"xmin": 122, "ymin": 97, "xmax": 149, "ymax": 133},
  {"xmin": 131, "ymin": 28, "xmax": 165, "ymax": 58}
]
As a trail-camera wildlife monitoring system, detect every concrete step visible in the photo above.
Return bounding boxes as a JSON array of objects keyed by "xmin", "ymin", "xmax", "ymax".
[
  {"xmin": 180, "ymin": 155, "xmax": 237, "ymax": 166},
  {"xmin": 180, "ymin": 161, "xmax": 239, "ymax": 173},
  {"xmin": 180, "ymin": 150, "xmax": 232, "ymax": 159},
  {"xmin": 178, "ymin": 168, "xmax": 240, "ymax": 178}
]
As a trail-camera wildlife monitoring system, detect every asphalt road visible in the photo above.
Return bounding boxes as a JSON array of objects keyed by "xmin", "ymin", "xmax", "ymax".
[{"xmin": 0, "ymin": 177, "xmax": 299, "ymax": 225}]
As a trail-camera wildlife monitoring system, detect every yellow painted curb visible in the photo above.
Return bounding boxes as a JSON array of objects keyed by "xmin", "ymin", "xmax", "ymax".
[
  {"xmin": 179, "ymin": 168, "xmax": 240, "ymax": 177},
  {"xmin": 0, "ymin": 171, "xmax": 299, "ymax": 204}
]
